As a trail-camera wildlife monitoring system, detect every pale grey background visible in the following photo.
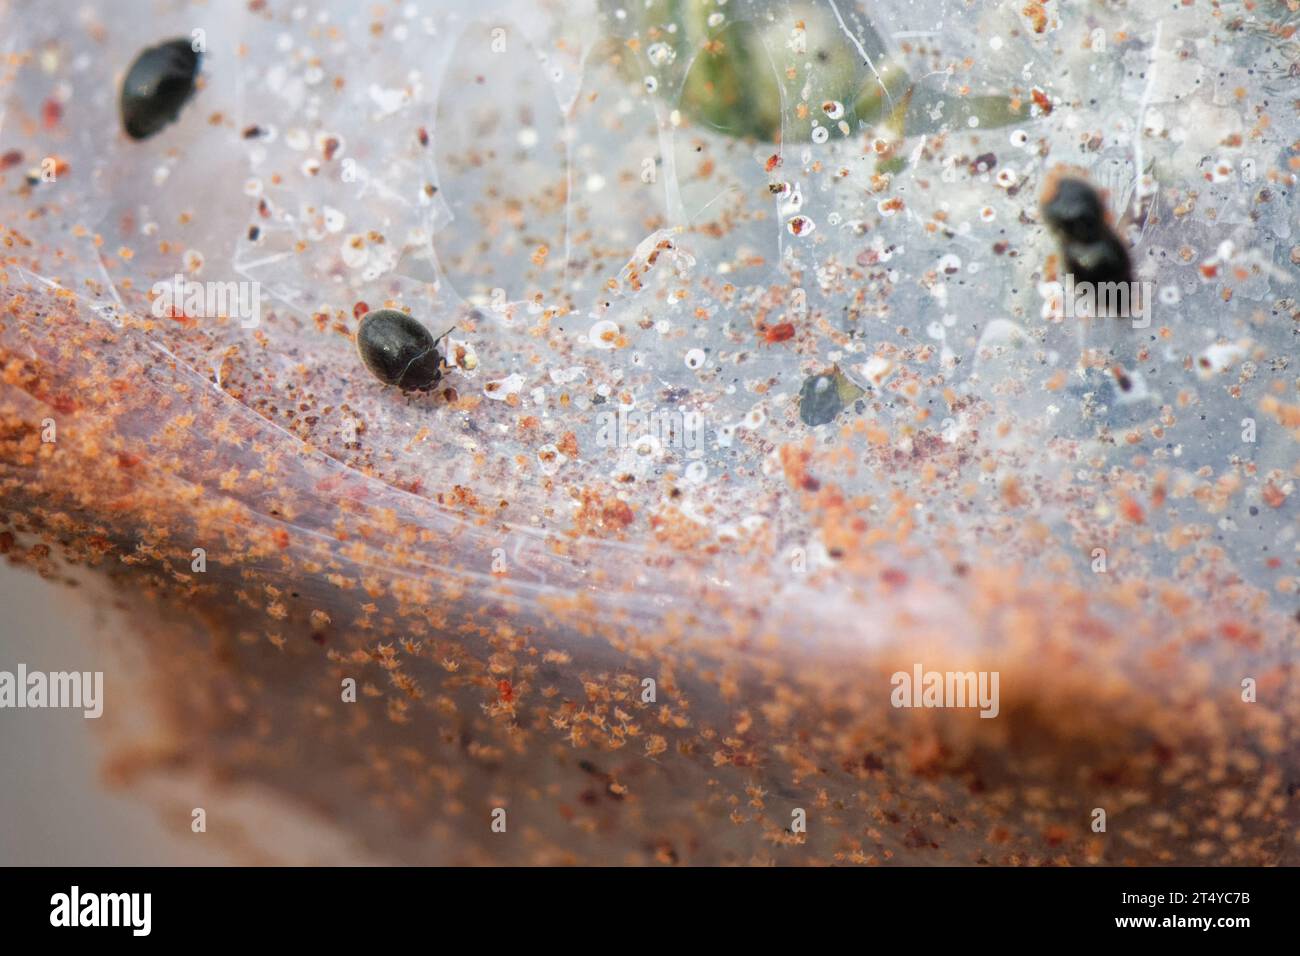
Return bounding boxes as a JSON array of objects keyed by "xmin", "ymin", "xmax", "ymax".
[{"xmin": 0, "ymin": 562, "xmax": 216, "ymax": 865}]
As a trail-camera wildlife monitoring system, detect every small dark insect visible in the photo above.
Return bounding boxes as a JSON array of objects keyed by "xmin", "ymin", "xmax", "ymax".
[
  {"xmin": 1040, "ymin": 175, "xmax": 1132, "ymax": 286},
  {"xmin": 120, "ymin": 39, "xmax": 202, "ymax": 140},
  {"xmin": 355, "ymin": 309, "xmax": 449, "ymax": 391}
]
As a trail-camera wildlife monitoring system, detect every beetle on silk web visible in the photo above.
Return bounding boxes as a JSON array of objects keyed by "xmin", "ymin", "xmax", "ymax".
[
  {"xmin": 1039, "ymin": 170, "xmax": 1133, "ymax": 289},
  {"xmin": 120, "ymin": 38, "xmax": 202, "ymax": 140},
  {"xmin": 355, "ymin": 309, "xmax": 456, "ymax": 392}
]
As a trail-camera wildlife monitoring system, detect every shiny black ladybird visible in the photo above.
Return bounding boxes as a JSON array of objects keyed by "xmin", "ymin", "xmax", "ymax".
[
  {"xmin": 120, "ymin": 39, "xmax": 201, "ymax": 140},
  {"xmin": 355, "ymin": 309, "xmax": 446, "ymax": 391}
]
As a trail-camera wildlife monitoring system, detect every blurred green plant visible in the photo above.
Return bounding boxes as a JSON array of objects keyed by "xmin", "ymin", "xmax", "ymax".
[{"xmin": 640, "ymin": 1, "xmax": 1023, "ymax": 145}]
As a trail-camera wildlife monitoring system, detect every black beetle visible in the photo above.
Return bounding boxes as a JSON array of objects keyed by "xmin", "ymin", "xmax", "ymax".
[
  {"xmin": 1041, "ymin": 175, "xmax": 1132, "ymax": 287},
  {"xmin": 121, "ymin": 39, "xmax": 201, "ymax": 140},
  {"xmin": 355, "ymin": 309, "xmax": 449, "ymax": 391}
]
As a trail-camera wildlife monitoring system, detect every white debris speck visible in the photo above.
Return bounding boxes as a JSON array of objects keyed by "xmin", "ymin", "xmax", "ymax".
[
  {"xmin": 647, "ymin": 42, "xmax": 676, "ymax": 67},
  {"xmin": 786, "ymin": 215, "xmax": 815, "ymax": 236},
  {"xmin": 341, "ymin": 235, "xmax": 369, "ymax": 269},
  {"xmin": 588, "ymin": 319, "xmax": 622, "ymax": 349},
  {"xmin": 537, "ymin": 443, "xmax": 565, "ymax": 475},
  {"xmin": 1195, "ymin": 341, "xmax": 1249, "ymax": 379},
  {"xmin": 368, "ymin": 84, "xmax": 410, "ymax": 117},
  {"xmin": 860, "ymin": 355, "xmax": 894, "ymax": 384},
  {"xmin": 484, "ymin": 373, "xmax": 525, "ymax": 401},
  {"xmin": 549, "ymin": 366, "xmax": 587, "ymax": 385},
  {"xmin": 450, "ymin": 339, "xmax": 478, "ymax": 372}
]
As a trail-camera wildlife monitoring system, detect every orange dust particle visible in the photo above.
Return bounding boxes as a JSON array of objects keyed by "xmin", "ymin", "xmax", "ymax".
[{"xmin": 42, "ymin": 98, "xmax": 63, "ymax": 129}]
